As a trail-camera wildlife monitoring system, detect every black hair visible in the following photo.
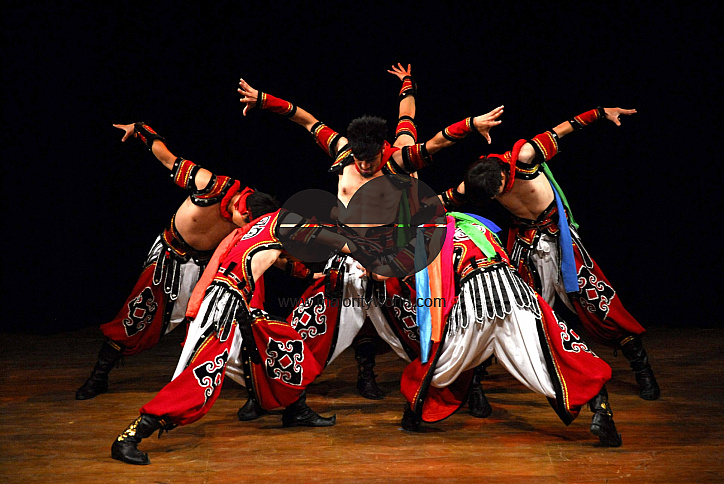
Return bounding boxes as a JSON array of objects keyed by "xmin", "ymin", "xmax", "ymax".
[
  {"xmin": 346, "ymin": 115, "xmax": 387, "ymax": 160},
  {"xmin": 246, "ymin": 190, "xmax": 280, "ymax": 220},
  {"xmin": 464, "ymin": 158, "xmax": 504, "ymax": 204}
]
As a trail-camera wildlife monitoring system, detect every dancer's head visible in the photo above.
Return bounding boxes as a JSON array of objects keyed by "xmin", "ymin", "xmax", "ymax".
[
  {"xmin": 229, "ymin": 189, "xmax": 280, "ymax": 226},
  {"xmin": 246, "ymin": 191, "xmax": 281, "ymax": 219},
  {"xmin": 464, "ymin": 157, "xmax": 506, "ymax": 204},
  {"xmin": 347, "ymin": 116, "xmax": 387, "ymax": 177}
]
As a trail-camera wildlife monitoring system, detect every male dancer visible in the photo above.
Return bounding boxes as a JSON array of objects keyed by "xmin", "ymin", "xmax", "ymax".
[
  {"xmin": 241, "ymin": 64, "xmax": 421, "ymax": 401},
  {"xmin": 237, "ymin": 66, "xmax": 503, "ymax": 414},
  {"xmin": 463, "ymin": 106, "xmax": 659, "ymax": 400},
  {"xmin": 111, "ymin": 208, "xmax": 352, "ymax": 465},
  {"xmin": 392, "ymin": 212, "xmax": 623, "ymax": 447},
  {"xmin": 76, "ymin": 122, "xmax": 276, "ymax": 400}
]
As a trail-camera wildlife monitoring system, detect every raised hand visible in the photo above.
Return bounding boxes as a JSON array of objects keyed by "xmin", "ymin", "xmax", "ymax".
[
  {"xmin": 112, "ymin": 123, "xmax": 136, "ymax": 142},
  {"xmin": 387, "ymin": 63, "xmax": 412, "ymax": 81},
  {"xmin": 238, "ymin": 78, "xmax": 259, "ymax": 116},
  {"xmin": 472, "ymin": 105, "xmax": 504, "ymax": 144},
  {"xmin": 603, "ymin": 107, "xmax": 637, "ymax": 126}
]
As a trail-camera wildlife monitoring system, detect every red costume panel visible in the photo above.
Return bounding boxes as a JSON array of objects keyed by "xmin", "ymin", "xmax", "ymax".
[
  {"xmin": 140, "ymin": 320, "xmax": 236, "ymax": 426},
  {"xmin": 247, "ymin": 312, "xmax": 324, "ymax": 409},
  {"xmin": 141, "ymin": 308, "xmax": 324, "ymax": 426},
  {"xmin": 287, "ymin": 261, "xmax": 345, "ymax": 367},
  {"xmin": 508, "ymin": 201, "xmax": 646, "ymax": 344}
]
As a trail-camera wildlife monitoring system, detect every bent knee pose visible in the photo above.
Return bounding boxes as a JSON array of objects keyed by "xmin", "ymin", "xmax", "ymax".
[
  {"xmin": 396, "ymin": 213, "xmax": 622, "ymax": 447},
  {"xmin": 463, "ymin": 106, "xmax": 659, "ymax": 401},
  {"xmin": 76, "ymin": 122, "xmax": 275, "ymax": 400},
  {"xmin": 111, "ymin": 208, "xmax": 357, "ymax": 465}
]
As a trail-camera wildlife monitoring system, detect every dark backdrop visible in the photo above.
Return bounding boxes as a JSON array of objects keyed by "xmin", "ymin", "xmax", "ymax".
[{"xmin": 2, "ymin": 1, "xmax": 718, "ymax": 333}]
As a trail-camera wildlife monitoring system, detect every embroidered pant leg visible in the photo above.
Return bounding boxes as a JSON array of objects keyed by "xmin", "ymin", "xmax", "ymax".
[
  {"xmin": 555, "ymin": 229, "xmax": 645, "ymax": 344},
  {"xmin": 142, "ymin": 311, "xmax": 240, "ymax": 426},
  {"xmin": 101, "ymin": 236, "xmax": 201, "ymax": 356}
]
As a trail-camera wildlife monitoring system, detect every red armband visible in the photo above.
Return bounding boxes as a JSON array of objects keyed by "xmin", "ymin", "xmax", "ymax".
[
  {"xmin": 442, "ymin": 117, "xmax": 474, "ymax": 142},
  {"xmin": 286, "ymin": 260, "xmax": 313, "ymax": 283},
  {"xmin": 440, "ymin": 187, "xmax": 468, "ymax": 209},
  {"xmin": 398, "ymin": 75, "xmax": 417, "ymax": 101},
  {"xmin": 400, "ymin": 143, "xmax": 433, "ymax": 173},
  {"xmin": 310, "ymin": 121, "xmax": 344, "ymax": 158},
  {"xmin": 395, "ymin": 115, "xmax": 418, "ymax": 142},
  {"xmin": 170, "ymin": 157, "xmax": 201, "ymax": 190},
  {"xmin": 286, "ymin": 223, "xmax": 323, "ymax": 245},
  {"xmin": 569, "ymin": 106, "xmax": 606, "ymax": 130},
  {"xmin": 171, "ymin": 156, "xmax": 240, "ymax": 210},
  {"xmin": 255, "ymin": 91, "xmax": 297, "ymax": 118},
  {"xmin": 134, "ymin": 122, "xmax": 165, "ymax": 150},
  {"xmin": 192, "ymin": 175, "xmax": 238, "ymax": 208},
  {"xmin": 529, "ymin": 130, "xmax": 560, "ymax": 162}
]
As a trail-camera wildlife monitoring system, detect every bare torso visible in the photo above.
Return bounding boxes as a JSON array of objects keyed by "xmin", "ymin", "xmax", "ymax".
[
  {"xmin": 337, "ymin": 164, "xmax": 402, "ymax": 230},
  {"xmin": 173, "ymin": 198, "xmax": 238, "ymax": 251},
  {"xmin": 496, "ymin": 173, "xmax": 555, "ymax": 221}
]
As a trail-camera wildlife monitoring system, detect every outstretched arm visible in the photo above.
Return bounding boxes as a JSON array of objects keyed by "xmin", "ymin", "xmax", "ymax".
[
  {"xmin": 426, "ymin": 106, "xmax": 504, "ymax": 153},
  {"xmin": 517, "ymin": 106, "xmax": 637, "ymax": 164},
  {"xmin": 387, "ymin": 105, "xmax": 504, "ymax": 175},
  {"xmin": 552, "ymin": 106, "xmax": 636, "ymax": 137},
  {"xmin": 388, "ymin": 63, "xmax": 418, "ymax": 148},
  {"xmin": 238, "ymin": 78, "xmax": 348, "ymax": 159},
  {"xmin": 112, "ymin": 123, "xmax": 214, "ymax": 189}
]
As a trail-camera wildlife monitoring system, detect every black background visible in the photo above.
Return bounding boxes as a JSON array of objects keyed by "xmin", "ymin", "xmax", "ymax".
[{"xmin": 2, "ymin": 1, "xmax": 719, "ymax": 333}]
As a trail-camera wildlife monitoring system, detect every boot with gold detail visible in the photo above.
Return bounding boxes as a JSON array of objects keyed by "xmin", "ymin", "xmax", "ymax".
[{"xmin": 111, "ymin": 414, "xmax": 174, "ymax": 465}]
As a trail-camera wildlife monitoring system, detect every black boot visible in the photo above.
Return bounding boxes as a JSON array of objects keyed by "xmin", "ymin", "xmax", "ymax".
[
  {"xmin": 468, "ymin": 360, "xmax": 493, "ymax": 418},
  {"xmin": 281, "ymin": 392, "xmax": 336, "ymax": 428},
  {"xmin": 237, "ymin": 394, "xmax": 268, "ymax": 421},
  {"xmin": 619, "ymin": 335, "xmax": 660, "ymax": 400},
  {"xmin": 589, "ymin": 386, "xmax": 622, "ymax": 447},
  {"xmin": 355, "ymin": 342, "xmax": 384, "ymax": 400},
  {"xmin": 401, "ymin": 405, "xmax": 422, "ymax": 432},
  {"xmin": 111, "ymin": 414, "xmax": 172, "ymax": 465},
  {"xmin": 76, "ymin": 339, "xmax": 124, "ymax": 400}
]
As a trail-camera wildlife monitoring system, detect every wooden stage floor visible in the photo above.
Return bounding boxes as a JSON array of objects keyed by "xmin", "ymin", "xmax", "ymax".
[{"xmin": 0, "ymin": 326, "xmax": 722, "ymax": 483}]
